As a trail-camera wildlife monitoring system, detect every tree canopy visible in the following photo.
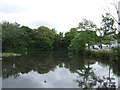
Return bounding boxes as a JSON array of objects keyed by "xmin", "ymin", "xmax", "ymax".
[{"xmin": 1, "ymin": 16, "xmax": 118, "ymax": 54}]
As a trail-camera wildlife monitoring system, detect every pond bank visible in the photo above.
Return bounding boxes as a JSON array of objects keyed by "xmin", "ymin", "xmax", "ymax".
[
  {"xmin": 84, "ymin": 49, "xmax": 118, "ymax": 62},
  {"xmin": 0, "ymin": 52, "xmax": 21, "ymax": 57}
]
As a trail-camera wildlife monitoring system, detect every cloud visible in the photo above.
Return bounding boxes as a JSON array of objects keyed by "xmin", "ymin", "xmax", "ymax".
[
  {"xmin": 28, "ymin": 21, "xmax": 57, "ymax": 29},
  {"xmin": 0, "ymin": 0, "xmax": 27, "ymax": 14},
  {"xmin": 0, "ymin": 5, "xmax": 27, "ymax": 14},
  {"xmin": 2, "ymin": 67, "xmax": 79, "ymax": 88},
  {"xmin": 0, "ymin": 0, "xmax": 118, "ymax": 32}
]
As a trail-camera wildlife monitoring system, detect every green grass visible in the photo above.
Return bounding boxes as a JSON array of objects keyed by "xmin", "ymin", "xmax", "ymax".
[
  {"xmin": 0, "ymin": 52, "xmax": 21, "ymax": 57},
  {"xmin": 84, "ymin": 49, "xmax": 118, "ymax": 62}
]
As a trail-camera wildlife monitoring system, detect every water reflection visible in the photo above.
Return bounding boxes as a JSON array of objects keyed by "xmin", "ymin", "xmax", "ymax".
[
  {"xmin": 2, "ymin": 51, "xmax": 119, "ymax": 88},
  {"xmin": 74, "ymin": 62, "xmax": 117, "ymax": 89},
  {"xmin": 0, "ymin": 59, "xmax": 2, "ymax": 77},
  {"xmin": 0, "ymin": 60, "xmax": 2, "ymax": 89}
]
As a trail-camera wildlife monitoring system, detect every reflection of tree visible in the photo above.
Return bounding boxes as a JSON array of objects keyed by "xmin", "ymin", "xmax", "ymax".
[
  {"xmin": 0, "ymin": 60, "xmax": 2, "ymax": 77},
  {"xmin": 65, "ymin": 55, "xmax": 86, "ymax": 73},
  {"xmin": 2, "ymin": 51, "xmax": 57, "ymax": 79},
  {"xmin": 53, "ymin": 50, "xmax": 69, "ymax": 67},
  {"xmin": 2, "ymin": 51, "xmax": 118, "ymax": 89},
  {"xmin": 97, "ymin": 66, "xmax": 116, "ymax": 89},
  {"xmin": 97, "ymin": 59, "xmax": 120, "ymax": 77},
  {"xmin": 93, "ymin": 59, "xmax": 119, "ymax": 89},
  {"xmin": 72, "ymin": 60, "xmax": 116, "ymax": 89},
  {"xmin": 74, "ymin": 62, "xmax": 98, "ymax": 89},
  {"xmin": 67, "ymin": 54, "xmax": 117, "ymax": 89},
  {"xmin": 112, "ymin": 62, "xmax": 120, "ymax": 77}
]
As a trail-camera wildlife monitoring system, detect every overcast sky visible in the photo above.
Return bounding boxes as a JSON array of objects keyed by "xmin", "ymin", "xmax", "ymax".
[{"xmin": 0, "ymin": 0, "xmax": 119, "ymax": 33}]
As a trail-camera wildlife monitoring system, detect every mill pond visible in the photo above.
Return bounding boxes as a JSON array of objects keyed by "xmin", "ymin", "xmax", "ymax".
[{"xmin": 2, "ymin": 51, "xmax": 120, "ymax": 89}]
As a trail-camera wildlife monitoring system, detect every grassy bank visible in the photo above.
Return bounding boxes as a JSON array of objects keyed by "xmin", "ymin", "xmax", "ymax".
[
  {"xmin": 0, "ymin": 52, "xmax": 21, "ymax": 57},
  {"xmin": 84, "ymin": 49, "xmax": 118, "ymax": 62}
]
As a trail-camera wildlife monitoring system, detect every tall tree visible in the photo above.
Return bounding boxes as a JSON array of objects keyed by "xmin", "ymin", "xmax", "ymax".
[
  {"xmin": 2, "ymin": 21, "xmax": 24, "ymax": 52},
  {"xmin": 32, "ymin": 26, "xmax": 55, "ymax": 51},
  {"xmin": 78, "ymin": 19, "xmax": 97, "ymax": 31},
  {"xmin": 69, "ymin": 30, "xmax": 98, "ymax": 54},
  {"xmin": 53, "ymin": 32, "xmax": 64, "ymax": 50},
  {"xmin": 64, "ymin": 28, "xmax": 78, "ymax": 48},
  {"xmin": 97, "ymin": 13, "xmax": 117, "ymax": 45}
]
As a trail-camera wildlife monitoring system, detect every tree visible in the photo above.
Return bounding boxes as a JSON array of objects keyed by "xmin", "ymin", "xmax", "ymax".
[
  {"xmin": 31, "ymin": 26, "xmax": 55, "ymax": 51},
  {"xmin": 20, "ymin": 26, "xmax": 34, "ymax": 51},
  {"xmin": 68, "ymin": 19, "xmax": 99, "ymax": 54},
  {"xmin": 37, "ymin": 26, "xmax": 55, "ymax": 41},
  {"xmin": 97, "ymin": 13, "xmax": 117, "ymax": 45},
  {"xmin": 2, "ymin": 21, "xmax": 24, "ymax": 52},
  {"xmin": 2, "ymin": 21, "xmax": 56, "ymax": 53},
  {"xmin": 78, "ymin": 19, "xmax": 97, "ymax": 31},
  {"xmin": 64, "ymin": 28, "xmax": 78, "ymax": 48},
  {"xmin": 53, "ymin": 32, "xmax": 64, "ymax": 50},
  {"xmin": 69, "ymin": 34, "xmax": 86, "ymax": 54},
  {"xmin": 69, "ymin": 30, "xmax": 98, "ymax": 54}
]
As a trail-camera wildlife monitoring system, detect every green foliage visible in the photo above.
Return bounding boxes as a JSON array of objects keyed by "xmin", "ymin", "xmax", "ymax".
[
  {"xmin": 69, "ymin": 34, "xmax": 86, "ymax": 54},
  {"xmin": 64, "ymin": 28, "xmax": 78, "ymax": 48},
  {"xmin": 2, "ymin": 16, "xmax": 119, "ymax": 62},
  {"xmin": 37, "ymin": 26, "xmax": 55, "ymax": 41},
  {"xmin": 84, "ymin": 49, "xmax": 118, "ymax": 62},
  {"xmin": 78, "ymin": 19, "xmax": 97, "ymax": 31},
  {"xmin": 101, "ymin": 14, "xmax": 116, "ymax": 35},
  {"xmin": 2, "ymin": 22, "xmax": 55, "ymax": 53},
  {"xmin": 69, "ymin": 30, "xmax": 98, "ymax": 54},
  {"xmin": 30, "ymin": 26, "xmax": 55, "ymax": 51},
  {"xmin": 97, "ymin": 13, "xmax": 117, "ymax": 44},
  {"xmin": 53, "ymin": 32, "xmax": 64, "ymax": 50},
  {"xmin": 84, "ymin": 50, "xmax": 110, "ymax": 60},
  {"xmin": 2, "ymin": 21, "xmax": 25, "ymax": 52},
  {"xmin": 69, "ymin": 19, "xmax": 98, "ymax": 54}
]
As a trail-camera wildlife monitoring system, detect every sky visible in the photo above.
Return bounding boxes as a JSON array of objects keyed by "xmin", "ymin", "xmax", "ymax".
[{"xmin": 0, "ymin": 0, "xmax": 119, "ymax": 33}]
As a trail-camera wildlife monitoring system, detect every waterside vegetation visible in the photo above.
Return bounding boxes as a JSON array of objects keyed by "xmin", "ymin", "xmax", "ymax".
[
  {"xmin": 1, "ymin": 13, "xmax": 120, "ymax": 62},
  {"xmin": 1, "ymin": 53, "xmax": 21, "ymax": 57}
]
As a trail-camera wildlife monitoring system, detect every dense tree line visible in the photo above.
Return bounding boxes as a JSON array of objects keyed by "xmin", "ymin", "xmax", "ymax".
[
  {"xmin": 2, "ymin": 22, "xmax": 56, "ymax": 53},
  {"xmin": 2, "ymin": 13, "xmax": 118, "ymax": 55}
]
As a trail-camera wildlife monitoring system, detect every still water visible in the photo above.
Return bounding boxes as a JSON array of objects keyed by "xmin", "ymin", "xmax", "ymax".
[
  {"xmin": 0, "ymin": 60, "xmax": 2, "ymax": 89},
  {"xmin": 2, "ymin": 51, "xmax": 120, "ymax": 88}
]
